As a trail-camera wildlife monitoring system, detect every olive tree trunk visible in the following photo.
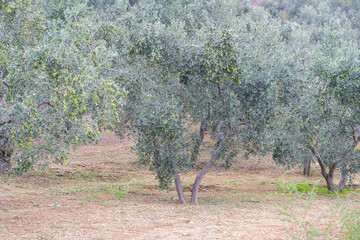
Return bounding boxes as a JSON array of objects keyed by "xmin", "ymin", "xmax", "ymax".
[
  {"xmin": 0, "ymin": 149, "xmax": 12, "ymax": 174},
  {"xmin": 337, "ymin": 171, "xmax": 347, "ymax": 192},
  {"xmin": 191, "ymin": 121, "xmax": 228, "ymax": 204},
  {"xmin": 190, "ymin": 153, "xmax": 218, "ymax": 204},
  {"xmin": 324, "ymin": 170, "xmax": 336, "ymax": 192},
  {"xmin": 309, "ymin": 146, "xmax": 348, "ymax": 192},
  {"xmin": 190, "ymin": 119, "xmax": 207, "ymax": 165},
  {"xmin": 0, "ymin": 134, "xmax": 12, "ymax": 174},
  {"xmin": 174, "ymin": 168, "xmax": 186, "ymax": 204},
  {"xmin": 0, "ymin": 156, "xmax": 11, "ymax": 174},
  {"xmin": 303, "ymin": 159, "xmax": 311, "ymax": 177},
  {"xmin": 309, "ymin": 145, "xmax": 337, "ymax": 192}
]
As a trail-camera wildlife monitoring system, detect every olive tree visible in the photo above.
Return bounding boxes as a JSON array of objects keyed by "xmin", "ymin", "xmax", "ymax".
[
  {"xmin": 132, "ymin": 91, "xmax": 191, "ymax": 203},
  {"xmin": 271, "ymin": 21, "xmax": 360, "ymax": 192},
  {"xmin": 184, "ymin": 16, "xmax": 296, "ymax": 203},
  {"xmin": 115, "ymin": 0, "xmax": 291, "ymax": 204},
  {"xmin": 0, "ymin": 0, "xmax": 122, "ymax": 175}
]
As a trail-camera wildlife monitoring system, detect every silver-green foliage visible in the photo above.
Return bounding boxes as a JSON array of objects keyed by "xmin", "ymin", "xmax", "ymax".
[
  {"xmin": 0, "ymin": 0, "xmax": 122, "ymax": 174},
  {"xmin": 114, "ymin": 0, "xmax": 294, "ymax": 203},
  {"xmin": 269, "ymin": 7, "xmax": 360, "ymax": 191}
]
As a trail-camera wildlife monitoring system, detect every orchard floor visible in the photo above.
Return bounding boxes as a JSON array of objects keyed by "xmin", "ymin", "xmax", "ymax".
[{"xmin": 1, "ymin": 134, "xmax": 359, "ymax": 240}]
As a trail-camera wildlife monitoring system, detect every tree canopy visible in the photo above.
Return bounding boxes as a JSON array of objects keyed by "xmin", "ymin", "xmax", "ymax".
[
  {"xmin": 1, "ymin": 0, "xmax": 359, "ymax": 201},
  {"xmin": 0, "ymin": 0, "xmax": 122, "ymax": 175}
]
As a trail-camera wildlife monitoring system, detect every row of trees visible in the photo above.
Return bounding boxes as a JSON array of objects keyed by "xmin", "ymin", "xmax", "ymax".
[{"xmin": 1, "ymin": 0, "xmax": 359, "ymax": 203}]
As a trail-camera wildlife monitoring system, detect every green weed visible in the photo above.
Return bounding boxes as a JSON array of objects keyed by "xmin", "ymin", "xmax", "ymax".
[
  {"xmin": 229, "ymin": 181, "xmax": 239, "ymax": 186},
  {"xmin": 74, "ymin": 171, "xmax": 100, "ymax": 180},
  {"xmin": 275, "ymin": 182, "xmax": 357, "ymax": 196},
  {"xmin": 114, "ymin": 187, "xmax": 127, "ymax": 199},
  {"xmin": 254, "ymin": 180, "xmax": 270, "ymax": 188},
  {"xmin": 342, "ymin": 209, "xmax": 360, "ymax": 240}
]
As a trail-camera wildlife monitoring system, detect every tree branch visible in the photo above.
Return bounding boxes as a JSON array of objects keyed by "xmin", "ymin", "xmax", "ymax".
[
  {"xmin": 1, "ymin": 81, "xmax": 9, "ymax": 88},
  {"xmin": 309, "ymin": 144, "xmax": 328, "ymax": 178},
  {"xmin": 216, "ymin": 121, "xmax": 224, "ymax": 141},
  {"xmin": 353, "ymin": 126, "xmax": 360, "ymax": 146},
  {"xmin": 328, "ymin": 162, "xmax": 337, "ymax": 178},
  {"xmin": 239, "ymin": 120, "xmax": 250, "ymax": 126},
  {"xmin": 37, "ymin": 101, "xmax": 56, "ymax": 109},
  {"xmin": 182, "ymin": 45, "xmax": 200, "ymax": 48},
  {"xmin": 350, "ymin": 125, "xmax": 356, "ymax": 144},
  {"xmin": 0, "ymin": 119, "xmax": 12, "ymax": 126},
  {"xmin": 216, "ymin": 120, "xmax": 223, "ymax": 132},
  {"xmin": 339, "ymin": 119, "xmax": 345, "ymax": 126}
]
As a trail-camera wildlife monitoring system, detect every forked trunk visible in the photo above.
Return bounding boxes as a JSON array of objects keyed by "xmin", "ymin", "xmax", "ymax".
[
  {"xmin": 324, "ymin": 175, "xmax": 335, "ymax": 192},
  {"xmin": 309, "ymin": 145, "xmax": 337, "ymax": 192},
  {"xmin": 191, "ymin": 121, "xmax": 228, "ymax": 204},
  {"xmin": 323, "ymin": 162, "xmax": 337, "ymax": 192},
  {"xmin": 190, "ymin": 154, "xmax": 218, "ymax": 204},
  {"xmin": 174, "ymin": 169, "xmax": 186, "ymax": 204}
]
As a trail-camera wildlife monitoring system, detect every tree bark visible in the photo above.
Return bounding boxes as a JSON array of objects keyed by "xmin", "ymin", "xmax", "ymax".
[
  {"xmin": 0, "ymin": 149, "xmax": 11, "ymax": 174},
  {"xmin": 174, "ymin": 169, "xmax": 186, "ymax": 204},
  {"xmin": 337, "ymin": 171, "xmax": 347, "ymax": 192},
  {"xmin": 324, "ymin": 174, "xmax": 336, "ymax": 192},
  {"xmin": 190, "ymin": 119, "xmax": 207, "ymax": 165},
  {"xmin": 190, "ymin": 121, "xmax": 227, "ymax": 204},
  {"xmin": 309, "ymin": 145, "xmax": 337, "ymax": 192},
  {"xmin": 0, "ymin": 134, "xmax": 12, "ymax": 174},
  {"xmin": 199, "ymin": 119, "xmax": 206, "ymax": 140},
  {"xmin": 190, "ymin": 154, "xmax": 218, "ymax": 204},
  {"xmin": 303, "ymin": 159, "xmax": 311, "ymax": 177},
  {"xmin": 0, "ymin": 157, "xmax": 11, "ymax": 174},
  {"xmin": 323, "ymin": 163, "xmax": 337, "ymax": 192}
]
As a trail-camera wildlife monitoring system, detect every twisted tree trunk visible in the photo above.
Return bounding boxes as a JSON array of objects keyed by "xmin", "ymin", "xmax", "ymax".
[
  {"xmin": 309, "ymin": 145, "xmax": 337, "ymax": 192},
  {"xmin": 303, "ymin": 159, "xmax": 311, "ymax": 177},
  {"xmin": 0, "ymin": 134, "xmax": 12, "ymax": 174},
  {"xmin": 324, "ymin": 164, "xmax": 336, "ymax": 192},
  {"xmin": 191, "ymin": 121, "xmax": 228, "ymax": 204},
  {"xmin": 190, "ymin": 153, "xmax": 218, "ymax": 204},
  {"xmin": 337, "ymin": 171, "xmax": 347, "ymax": 192},
  {"xmin": 174, "ymin": 168, "xmax": 186, "ymax": 204}
]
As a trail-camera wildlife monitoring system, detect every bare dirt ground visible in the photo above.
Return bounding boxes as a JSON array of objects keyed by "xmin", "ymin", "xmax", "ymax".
[{"xmin": 1, "ymin": 134, "xmax": 359, "ymax": 240}]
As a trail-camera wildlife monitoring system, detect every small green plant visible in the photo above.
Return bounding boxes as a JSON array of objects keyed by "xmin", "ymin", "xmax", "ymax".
[
  {"xmin": 49, "ymin": 203, "xmax": 61, "ymax": 207},
  {"xmin": 0, "ymin": 207, "xmax": 8, "ymax": 211},
  {"xmin": 342, "ymin": 209, "xmax": 360, "ymax": 240},
  {"xmin": 275, "ymin": 190, "xmax": 337, "ymax": 240},
  {"xmin": 316, "ymin": 188, "xmax": 330, "ymax": 195},
  {"xmin": 74, "ymin": 171, "xmax": 101, "ymax": 180},
  {"xmin": 229, "ymin": 181, "xmax": 239, "ymax": 186},
  {"xmin": 55, "ymin": 189, "xmax": 80, "ymax": 195},
  {"xmin": 114, "ymin": 187, "xmax": 127, "ymax": 199},
  {"xmin": 255, "ymin": 180, "xmax": 270, "ymax": 188},
  {"xmin": 276, "ymin": 188, "xmax": 360, "ymax": 240},
  {"xmin": 275, "ymin": 182, "xmax": 356, "ymax": 196},
  {"xmin": 277, "ymin": 182, "xmax": 314, "ymax": 194},
  {"xmin": 260, "ymin": 180, "xmax": 270, "ymax": 185},
  {"xmin": 99, "ymin": 185, "xmax": 111, "ymax": 193},
  {"xmin": 143, "ymin": 191, "xmax": 152, "ymax": 196}
]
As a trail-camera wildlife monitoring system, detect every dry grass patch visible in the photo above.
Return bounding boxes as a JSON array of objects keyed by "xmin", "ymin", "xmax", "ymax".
[{"xmin": 0, "ymin": 133, "xmax": 359, "ymax": 239}]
